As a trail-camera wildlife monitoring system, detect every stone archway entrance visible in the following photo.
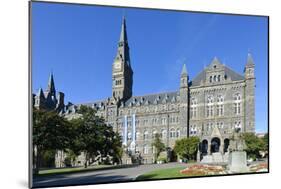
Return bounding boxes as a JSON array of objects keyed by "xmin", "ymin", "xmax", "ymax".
[
  {"xmin": 211, "ymin": 137, "xmax": 221, "ymax": 153},
  {"xmin": 224, "ymin": 138, "xmax": 230, "ymax": 153},
  {"xmin": 201, "ymin": 140, "xmax": 208, "ymax": 155}
]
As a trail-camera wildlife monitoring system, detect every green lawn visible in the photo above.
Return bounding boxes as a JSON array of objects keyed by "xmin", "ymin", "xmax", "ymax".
[{"xmin": 136, "ymin": 167, "xmax": 193, "ymax": 180}]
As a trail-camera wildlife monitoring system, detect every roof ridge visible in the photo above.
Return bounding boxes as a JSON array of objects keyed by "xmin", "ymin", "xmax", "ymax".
[{"xmin": 129, "ymin": 90, "xmax": 178, "ymax": 98}]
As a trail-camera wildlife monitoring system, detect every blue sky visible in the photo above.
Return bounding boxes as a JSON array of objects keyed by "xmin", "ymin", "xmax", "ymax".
[{"xmin": 32, "ymin": 2, "xmax": 268, "ymax": 133}]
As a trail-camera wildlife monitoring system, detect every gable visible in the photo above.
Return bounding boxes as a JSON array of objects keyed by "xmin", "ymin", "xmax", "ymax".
[{"xmin": 190, "ymin": 58, "xmax": 244, "ymax": 87}]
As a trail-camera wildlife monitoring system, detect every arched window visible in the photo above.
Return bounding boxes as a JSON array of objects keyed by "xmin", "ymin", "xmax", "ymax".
[
  {"xmin": 152, "ymin": 129, "xmax": 157, "ymax": 139},
  {"xmin": 161, "ymin": 117, "xmax": 166, "ymax": 125},
  {"xmin": 218, "ymin": 75, "xmax": 221, "ymax": 82},
  {"xmin": 234, "ymin": 93, "xmax": 241, "ymax": 115},
  {"xmin": 135, "ymin": 144, "xmax": 139, "ymax": 153},
  {"xmin": 143, "ymin": 130, "xmax": 149, "ymax": 140},
  {"xmin": 216, "ymin": 95, "xmax": 224, "ymax": 116},
  {"xmin": 176, "ymin": 128, "xmax": 180, "ymax": 138},
  {"xmin": 190, "ymin": 97, "xmax": 197, "ymax": 119},
  {"xmin": 161, "ymin": 129, "xmax": 167, "ymax": 139},
  {"xmin": 128, "ymin": 132, "xmax": 132, "ymax": 140},
  {"xmin": 143, "ymin": 144, "xmax": 149, "ymax": 154},
  {"xmin": 214, "ymin": 75, "xmax": 217, "ymax": 82},
  {"xmin": 210, "ymin": 76, "xmax": 212, "ymax": 83},
  {"xmin": 136, "ymin": 131, "xmax": 140, "ymax": 140},
  {"xmin": 207, "ymin": 96, "xmax": 214, "ymax": 117},
  {"xmin": 170, "ymin": 128, "xmax": 176, "ymax": 138}
]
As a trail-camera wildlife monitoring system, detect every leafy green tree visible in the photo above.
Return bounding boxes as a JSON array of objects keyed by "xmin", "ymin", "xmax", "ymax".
[
  {"xmin": 263, "ymin": 133, "xmax": 269, "ymax": 151},
  {"xmin": 69, "ymin": 105, "xmax": 122, "ymax": 168},
  {"xmin": 33, "ymin": 109, "xmax": 71, "ymax": 174},
  {"xmin": 173, "ymin": 137, "xmax": 200, "ymax": 161},
  {"xmin": 152, "ymin": 133, "xmax": 165, "ymax": 162},
  {"xmin": 243, "ymin": 133, "xmax": 265, "ymax": 159}
]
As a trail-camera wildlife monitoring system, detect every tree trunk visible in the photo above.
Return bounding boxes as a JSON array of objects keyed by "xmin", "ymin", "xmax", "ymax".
[
  {"xmin": 84, "ymin": 152, "xmax": 88, "ymax": 168},
  {"xmin": 34, "ymin": 149, "xmax": 42, "ymax": 175}
]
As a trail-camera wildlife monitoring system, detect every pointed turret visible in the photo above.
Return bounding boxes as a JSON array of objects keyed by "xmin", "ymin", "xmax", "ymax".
[
  {"xmin": 38, "ymin": 87, "xmax": 45, "ymax": 98},
  {"xmin": 34, "ymin": 87, "xmax": 45, "ymax": 109},
  {"xmin": 119, "ymin": 16, "xmax": 128, "ymax": 44},
  {"xmin": 181, "ymin": 64, "xmax": 188, "ymax": 77},
  {"xmin": 47, "ymin": 72, "xmax": 56, "ymax": 97},
  {"xmin": 179, "ymin": 63, "xmax": 189, "ymax": 137},
  {"xmin": 180, "ymin": 64, "xmax": 188, "ymax": 88},
  {"xmin": 246, "ymin": 53, "xmax": 255, "ymax": 67},
  {"xmin": 244, "ymin": 53, "xmax": 255, "ymax": 79},
  {"xmin": 244, "ymin": 52, "xmax": 255, "ymax": 133}
]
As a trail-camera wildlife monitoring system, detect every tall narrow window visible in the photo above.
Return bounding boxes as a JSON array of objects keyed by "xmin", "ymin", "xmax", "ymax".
[
  {"xmin": 176, "ymin": 128, "xmax": 180, "ymax": 138},
  {"xmin": 136, "ymin": 131, "xmax": 140, "ymax": 140},
  {"xmin": 161, "ymin": 129, "xmax": 167, "ymax": 139},
  {"xmin": 234, "ymin": 93, "xmax": 241, "ymax": 115},
  {"xmin": 143, "ymin": 144, "xmax": 149, "ymax": 154},
  {"xmin": 217, "ymin": 95, "xmax": 224, "ymax": 116},
  {"xmin": 152, "ymin": 129, "xmax": 157, "ymax": 139},
  {"xmin": 190, "ymin": 98, "xmax": 197, "ymax": 119},
  {"xmin": 128, "ymin": 132, "xmax": 132, "ymax": 141},
  {"xmin": 207, "ymin": 96, "xmax": 214, "ymax": 117},
  {"xmin": 143, "ymin": 130, "xmax": 149, "ymax": 140}
]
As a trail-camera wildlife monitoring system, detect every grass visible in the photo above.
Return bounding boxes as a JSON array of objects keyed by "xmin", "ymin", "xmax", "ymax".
[{"xmin": 136, "ymin": 167, "xmax": 193, "ymax": 180}]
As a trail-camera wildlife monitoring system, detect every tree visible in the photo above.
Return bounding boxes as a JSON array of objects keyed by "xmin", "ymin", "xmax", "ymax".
[
  {"xmin": 69, "ymin": 105, "xmax": 122, "ymax": 168},
  {"xmin": 173, "ymin": 137, "xmax": 200, "ymax": 161},
  {"xmin": 151, "ymin": 133, "xmax": 165, "ymax": 162},
  {"xmin": 242, "ymin": 133, "xmax": 265, "ymax": 160},
  {"xmin": 33, "ymin": 109, "xmax": 71, "ymax": 174},
  {"xmin": 263, "ymin": 133, "xmax": 269, "ymax": 151}
]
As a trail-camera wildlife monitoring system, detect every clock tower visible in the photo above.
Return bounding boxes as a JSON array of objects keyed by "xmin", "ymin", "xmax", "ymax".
[{"xmin": 112, "ymin": 17, "xmax": 133, "ymax": 102}]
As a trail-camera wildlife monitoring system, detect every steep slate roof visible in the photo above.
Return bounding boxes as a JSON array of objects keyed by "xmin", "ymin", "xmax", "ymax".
[
  {"xmin": 190, "ymin": 59, "xmax": 245, "ymax": 87},
  {"xmin": 124, "ymin": 91, "xmax": 179, "ymax": 107},
  {"xmin": 76, "ymin": 91, "xmax": 179, "ymax": 110}
]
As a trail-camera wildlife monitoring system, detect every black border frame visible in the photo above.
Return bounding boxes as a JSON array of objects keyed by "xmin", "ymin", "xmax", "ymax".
[{"xmin": 28, "ymin": 1, "xmax": 270, "ymax": 188}]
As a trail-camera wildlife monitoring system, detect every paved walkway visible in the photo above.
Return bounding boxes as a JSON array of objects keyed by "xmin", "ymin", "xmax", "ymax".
[{"xmin": 33, "ymin": 162, "xmax": 187, "ymax": 188}]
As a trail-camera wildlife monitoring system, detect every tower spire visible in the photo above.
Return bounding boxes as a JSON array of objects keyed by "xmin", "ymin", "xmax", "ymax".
[
  {"xmin": 38, "ymin": 87, "xmax": 44, "ymax": 97},
  {"xmin": 246, "ymin": 52, "xmax": 255, "ymax": 67},
  {"xmin": 119, "ymin": 16, "xmax": 128, "ymax": 43},
  {"xmin": 47, "ymin": 72, "xmax": 56, "ymax": 96},
  {"xmin": 180, "ymin": 64, "xmax": 188, "ymax": 88},
  {"xmin": 181, "ymin": 64, "xmax": 188, "ymax": 76}
]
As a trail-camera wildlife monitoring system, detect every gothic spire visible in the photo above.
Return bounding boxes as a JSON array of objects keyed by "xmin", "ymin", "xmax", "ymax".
[
  {"xmin": 38, "ymin": 87, "xmax": 44, "ymax": 97},
  {"xmin": 246, "ymin": 52, "xmax": 255, "ymax": 67},
  {"xmin": 47, "ymin": 72, "xmax": 56, "ymax": 96},
  {"xmin": 119, "ymin": 16, "xmax": 128, "ymax": 44},
  {"xmin": 115, "ymin": 16, "xmax": 131, "ymax": 67},
  {"xmin": 181, "ymin": 64, "xmax": 188, "ymax": 77}
]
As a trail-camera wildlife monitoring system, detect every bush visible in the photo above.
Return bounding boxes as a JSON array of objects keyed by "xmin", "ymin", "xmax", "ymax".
[
  {"xmin": 174, "ymin": 137, "xmax": 200, "ymax": 161},
  {"xmin": 157, "ymin": 157, "xmax": 167, "ymax": 163}
]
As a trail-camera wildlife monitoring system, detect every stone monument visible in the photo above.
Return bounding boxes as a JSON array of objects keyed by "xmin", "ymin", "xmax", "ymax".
[{"xmin": 228, "ymin": 128, "xmax": 249, "ymax": 173}]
